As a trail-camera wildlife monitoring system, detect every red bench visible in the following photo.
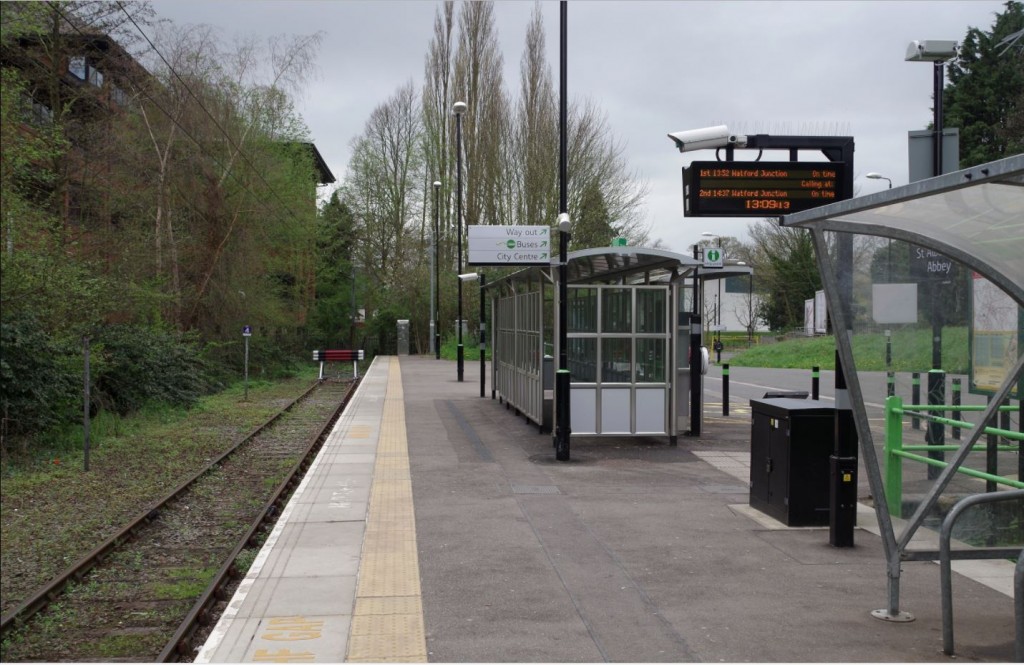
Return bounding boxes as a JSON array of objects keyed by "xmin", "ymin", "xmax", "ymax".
[{"xmin": 312, "ymin": 349, "xmax": 364, "ymax": 379}]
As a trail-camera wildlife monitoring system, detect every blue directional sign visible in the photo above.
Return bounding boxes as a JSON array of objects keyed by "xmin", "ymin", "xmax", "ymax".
[{"xmin": 242, "ymin": 325, "xmax": 252, "ymax": 337}]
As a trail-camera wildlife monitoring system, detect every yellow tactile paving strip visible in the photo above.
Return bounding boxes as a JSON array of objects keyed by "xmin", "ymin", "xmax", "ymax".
[{"xmin": 347, "ymin": 357, "xmax": 427, "ymax": 663}]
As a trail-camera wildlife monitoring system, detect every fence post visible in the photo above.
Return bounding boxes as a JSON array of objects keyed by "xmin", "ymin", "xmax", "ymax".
[
  {"xmin": 911, "ymin": 372, "xmax": 921, "ymax": 430},
  {"xmin": 951, "ymin": 378, "xmax": 961, "ymax": 440},
  {"xmin": 722, "ymin": 363, "xmax": 730, "ymax": 416},
  {"xmin": 987, "ymin": 395, "xmax": 998, "ymax": 493},
  {"xmin": 811, "ymin": 365, "xmax": 820, "ymax": 400},
  {"xmin": 926, "ymin": 370, "xmax": 946, "ymax": 480},
  {"xmin": 885, "ymin": 394, "xmax": 904, "ymax": 517}
]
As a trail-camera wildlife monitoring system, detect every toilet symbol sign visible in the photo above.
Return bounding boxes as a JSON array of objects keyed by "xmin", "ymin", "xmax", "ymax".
[{"xmin": 703, "ymin": 247, "xmax": 724, "ymax": 268}]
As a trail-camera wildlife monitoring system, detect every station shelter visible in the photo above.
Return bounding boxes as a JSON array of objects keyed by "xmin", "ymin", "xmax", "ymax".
[
  {"xmin": 486, "ymin": 246, "xmax": 751, "ymax": 443},
  {"xmin": 780, "ymin": 154, "xmax": 1022, "ymax": 634}
]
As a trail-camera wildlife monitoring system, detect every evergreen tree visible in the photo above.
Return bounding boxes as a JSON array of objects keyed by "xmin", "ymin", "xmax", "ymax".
[{"xmin": 945, "ymin": 1, "xmax": 1024, "ymax": 166}]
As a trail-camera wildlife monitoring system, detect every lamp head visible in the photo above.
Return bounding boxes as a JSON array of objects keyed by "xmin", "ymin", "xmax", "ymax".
[
  {"xmin": 458, "ymin": 272, "xmax": 479, "ymax": 282},
  {"xmin": 433, "ymin": 180, "xmax": 441, "ymax": 188},
  {"xmin": 905, "ymin": 40, "xmax": 958, "ymax": 62},
  {"xmin": 453, "ymin": 101, "xmax": 467, "ymax": 115}
]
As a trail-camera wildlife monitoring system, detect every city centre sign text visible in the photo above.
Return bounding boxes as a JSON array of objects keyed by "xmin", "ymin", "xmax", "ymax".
[{"xmin": 468, "ymin": 225, "xmax": 551, "ymax": 266}]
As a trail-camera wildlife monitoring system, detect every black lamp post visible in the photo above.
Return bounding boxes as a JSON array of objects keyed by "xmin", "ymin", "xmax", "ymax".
[
  {"xmin": 907, "ymin": 38, "xmax": 957, "ymax": 478},
  {"xmin": 554, "ymin": 1, "xmax": 571, "ymax": 461},
  {"xmin": 433, "ymin": 180, "xmax": 441, "ymax": 360},
  {"xmin": 453, "ymin": 101, "xmax": 467, "ymax": 381},
  {"xmin": 866, "ymin": 173, "xmax": 893, "ymax": 282}
]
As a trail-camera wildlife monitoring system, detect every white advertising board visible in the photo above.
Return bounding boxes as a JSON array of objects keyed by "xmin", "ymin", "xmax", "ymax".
[
  {"xmin": 804, "ymin": 299, "xmax": 814, "ymax": 337},
  {"xmin": 872, "ymin": 283, "xmax": 918, "ymax": 324},
  {"xmin": 467, "ymin": 225, "xmax": 551, "ymax": 266},
  {"xmin": 814, "ymin": 290, "xmax": 827, "ymax": 334}
]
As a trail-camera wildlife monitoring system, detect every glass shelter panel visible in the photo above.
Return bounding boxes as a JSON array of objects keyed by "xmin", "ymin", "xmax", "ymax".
[
  {"xmin": 601, "ymin": 338, "xmax": 632, "ymax": 383},
  {"xmin": 636, "ymin": 338, "xmax": 666, "ymax": 383},
  {"xmin": 637, "ymin": 289, "xmax": 667, "ymax": 333},
  {"xmin": 569, "ymin": 288, "xmax": 598, "ymax": 333},
  {"xmin": 569, "ymin": 338, "xmax": 597, "ymax": 383},
  {"xmin": 602, "ymin": 288, "xmax": 632, "ymax": 333},
  {"xmin": 821, "ymin": 227, "xmax": 1021, "ymax": 520}
]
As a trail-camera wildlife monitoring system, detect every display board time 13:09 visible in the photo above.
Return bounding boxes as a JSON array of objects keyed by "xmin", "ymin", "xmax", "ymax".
[{"xmin": 683, "ymin": 161, "xmax": 846, "ymax": 217}]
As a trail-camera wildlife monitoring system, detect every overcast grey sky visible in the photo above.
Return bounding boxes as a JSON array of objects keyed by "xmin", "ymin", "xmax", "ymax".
[{"xmin": 149, "ymin": 0, "xmax": 1005, "ymax": 254}]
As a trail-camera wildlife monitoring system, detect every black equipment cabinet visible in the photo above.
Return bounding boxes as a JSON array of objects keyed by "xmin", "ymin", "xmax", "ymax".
[{"xmin": 749, "ymin": 398, "xmax": 835, "ymax": 526}]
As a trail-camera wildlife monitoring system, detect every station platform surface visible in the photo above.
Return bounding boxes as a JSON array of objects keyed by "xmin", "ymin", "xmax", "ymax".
[{"xmin": 197, "ymin": 355, "xmax": 1018, "ymax": 663}]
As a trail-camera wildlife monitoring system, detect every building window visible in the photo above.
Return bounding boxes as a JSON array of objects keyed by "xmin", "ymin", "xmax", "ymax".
[
  {"xmin": 88, "ymin": 66, "xmax": 104, "ymax": 88},
  {"xmin": 20, "ymin": 94, "xmax": 53, "ymax": 125},
  {"xmin": 68, "ymin": 56, "xmax": 87, "ymax": 80}
]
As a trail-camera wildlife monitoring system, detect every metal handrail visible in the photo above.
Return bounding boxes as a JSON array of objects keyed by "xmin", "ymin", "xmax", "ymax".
[
  {"xmin": 938, "ymin": 489, "xmax": 1024, "ymax": 656},
  {"xmin": 884, "ymin": 395, "xmax": 1023, "ymax": 516}
]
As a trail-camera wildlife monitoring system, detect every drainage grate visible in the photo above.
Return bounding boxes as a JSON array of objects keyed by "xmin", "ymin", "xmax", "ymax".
[{"xmin": 511, "ymin": 485, "xmax": 561, "ymax": 495}]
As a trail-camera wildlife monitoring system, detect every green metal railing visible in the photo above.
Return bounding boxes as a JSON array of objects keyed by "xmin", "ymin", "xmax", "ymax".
[{"xmin": 884, "ymin": 395, "xmax": 1023, "ymax": 516}]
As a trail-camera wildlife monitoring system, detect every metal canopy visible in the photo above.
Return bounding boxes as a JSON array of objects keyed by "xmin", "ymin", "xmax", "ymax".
[
  {"xmin": 782, "ymin": 154, "xmax": 1024, "ymax": 306},
  {"xmin": 487, "ymin": 246, "xmax": 751, "ymax": 293}
]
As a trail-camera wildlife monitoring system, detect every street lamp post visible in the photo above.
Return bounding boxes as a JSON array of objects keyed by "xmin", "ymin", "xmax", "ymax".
[
  {"xmin": 433, "ymin": 180, "xmax": 441, "ymax": 360},
  {"xmin": 907, "ymin": 38, "xmax": 957, "ymax": 478},
  {"xmin": 458, "ymin": 271, "xmax": 486, "ymax": 397},
  {"xmin": 453, "ymin": 101, "xmax": 467, "ymax": 382},
  {"xmin": 866, "ymin": 173, "xmax": 893, "ymax": 282},
  {"xmin": 554, "ymin": 0, "xmax": 571, "ymax": 462}
]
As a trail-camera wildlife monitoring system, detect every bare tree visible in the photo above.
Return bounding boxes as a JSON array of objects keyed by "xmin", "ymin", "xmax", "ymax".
[{"xmin": 347, "ymin": 82, "xmax": 425, "ymax": 294}]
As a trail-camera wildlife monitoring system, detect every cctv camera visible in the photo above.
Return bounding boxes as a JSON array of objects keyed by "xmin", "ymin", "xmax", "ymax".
[
  {"xmin": 458, "ymin": 272, "xmax": 479, "ymax": 281},
  {"xmin": 905, "ymin": 40, "xmax": 958, "ymax": 62},
  {"xmin": 667, "ymin": 125, "xmax": 747, "ymax": 153},
  {"xmin": 557, "ymin": 213, "xmax": 571, "ymax": 232}
]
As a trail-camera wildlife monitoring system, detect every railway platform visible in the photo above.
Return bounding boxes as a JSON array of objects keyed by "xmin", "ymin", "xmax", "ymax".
[{"xmin": 197, "ymin": 355, "xmax": 1017, "ymax": 663}]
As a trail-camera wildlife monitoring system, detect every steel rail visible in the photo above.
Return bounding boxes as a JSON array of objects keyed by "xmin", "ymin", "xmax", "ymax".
[
  {"xmin": 159, "ymin": 377, "xmax": 358, "ymax": 661},
  {"xmin": 0, "ymin": 379, "xmax": 322, "ymax": 638}
]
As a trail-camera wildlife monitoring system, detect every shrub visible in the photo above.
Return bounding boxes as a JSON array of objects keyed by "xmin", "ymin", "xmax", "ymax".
[
  {"xmin": 0, "ymin": 314, "xmax": 79, "ymax": 438},
  {"xmin": 92, "ymin": 325, "xmax": 213, "ymax": 415}
]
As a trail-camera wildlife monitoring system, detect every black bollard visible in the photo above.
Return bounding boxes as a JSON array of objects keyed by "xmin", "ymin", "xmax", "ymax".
[
  {"xmin": 926, "ymin": 369, "xmax": 945, "ymax": 480},
  {"xmin": 911, "ymin": 372, "xmax": 921, "ymax": 430},
  {"xmin": 887, "ymin": 371, "xmax": 895, "ymax": 398},
  {"xmin": 722, "ymin": 363, "xmax": 730, "ymax": 416},
  {"xmin": 951, "ymin": 378, "xmax": 961, "ymax": 440},
  {"xmin": 811, "ymin": 365, "xmax": 820, "ymax": 400},
  {"xmin": 986, "ymin": 395, "xmax": 997, "ymax": 493}
]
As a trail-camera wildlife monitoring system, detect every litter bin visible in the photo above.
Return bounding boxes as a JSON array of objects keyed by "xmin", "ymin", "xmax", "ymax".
[{"xmin": 749, "ymin": 398, "xmax": 834, "ymax": 526}]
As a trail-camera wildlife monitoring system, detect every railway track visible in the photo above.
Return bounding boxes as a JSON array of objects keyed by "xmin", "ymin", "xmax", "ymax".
[{"xmin": 0, "ymin": 378, "xmax": 356, "ymax": 662}]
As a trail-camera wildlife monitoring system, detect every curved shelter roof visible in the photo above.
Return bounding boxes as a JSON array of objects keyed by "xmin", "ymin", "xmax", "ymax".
[
  {"xmin": 781, "ymin": 154, "xmax": 1024, "ymax": 306},
  {"xmin": 487, "ymin": 246, "xmax": 750, "ymax": 292}
]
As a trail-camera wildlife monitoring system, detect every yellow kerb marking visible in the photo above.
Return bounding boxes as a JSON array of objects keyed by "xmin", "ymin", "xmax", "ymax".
[
  {"xmin": 349, "ymin": 424, "xmax": 372, "ymax": 439},
  {"xmin": 347, "ymin": 357, "xmax": 426, "ymax": 662}
]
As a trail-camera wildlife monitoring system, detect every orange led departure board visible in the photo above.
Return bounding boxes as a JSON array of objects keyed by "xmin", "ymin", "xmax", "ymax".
[{"xmin": 684, "ymin": 161, "xmax": 847, "ymax": 216}]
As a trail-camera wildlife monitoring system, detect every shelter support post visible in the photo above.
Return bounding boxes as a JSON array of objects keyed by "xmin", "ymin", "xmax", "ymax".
[
  {"xmin": 687, "ymin": 252, "xmax": 702, "ymax": 436},
  {"xmin": 808, "ymin": 229, "xmax": 909, "ymax": 620}
]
